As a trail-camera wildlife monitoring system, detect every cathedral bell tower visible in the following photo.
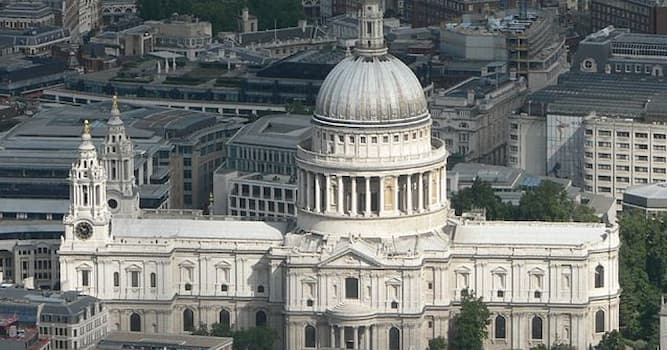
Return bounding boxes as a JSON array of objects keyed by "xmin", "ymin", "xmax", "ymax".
[
  {"xmin": 102, "ymin": 96, "xmax": 139, "ymax": 217},
  {"xmin": 63, "ymin": 120, "xmax": 112, "ymax": 246}
]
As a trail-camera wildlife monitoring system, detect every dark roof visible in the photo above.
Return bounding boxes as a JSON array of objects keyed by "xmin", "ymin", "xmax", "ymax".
[
  {"xmin": 525, "ymin": 72, "xmax": 667, "ymax": 117},
  {"xmin": 239, "ymin": 25, "xmax": 326, "ymax": 45}
]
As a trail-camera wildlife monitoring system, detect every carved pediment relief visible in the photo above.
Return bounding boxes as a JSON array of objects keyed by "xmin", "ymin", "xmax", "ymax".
[{"xmin": 318, "ymin": 248, "xmax": 382, "ymax": 268}]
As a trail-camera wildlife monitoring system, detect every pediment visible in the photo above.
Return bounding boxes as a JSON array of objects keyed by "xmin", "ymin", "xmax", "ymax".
[
  {"xmin": 454, "ymin": 265, "xmax": 471, "ymax": 274},
  {"xmin": 385, "ymin": 277, "xmax": 402, "ymax": 285},
  {"xmin": 178, "ymin": 259, "xmax": 196, "ymax": 268},
  {"xmin": 529, "ymin": 267, "xmax": 545, "ymax": 275},
  {"xmin": 76, "ymin": 262, "xmax": 93, "ymax": 271},
  {"xmin": 318, "ymin": 248, "xmax": 382, "ymax": 268},
  {"xmin": 491, "ymin": 266, "xmax": 508, "ymax": 274},
  {"xmin": 302, "ymin": 275, "xmax": 318, "ymax": 284},
  {"xmin": 124, "ymin": 263, "xmax": 142, "ymax": 271},
  {"xmin": 214, "ymin": 260, "xmax": 231, "ymax": 269}
]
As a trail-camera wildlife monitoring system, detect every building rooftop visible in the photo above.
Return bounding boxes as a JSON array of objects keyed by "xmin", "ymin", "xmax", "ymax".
[
  {"xmin": 450, "ymin": 162, "xmax": 524, "ymax": 188},
  {"xmin": 0, "ymin": 2, "xmax": 53, "ymax": 19},
  {"xmin": 0, "ymin": 288, "xmax": 100, "ymax": 324},
  {"xmin": 239, "ymin": 24, "xmax": 329, "ymax": 46},
  {"xmin": 453, "ymin": 221, "xmax": 610, "ymax": 246},
  {"xmin": 525, "ymin": 72, "xmax": 667, "ymax": 117},
  {"xmin": 0, "ymin": 198, "xmax": 69, "ymax": 214},
  {"xmin": 227, "ymin": 113, "xmax": 311, "ymax": 149},
  {"xmin": 623, "ymin": 182, "xmax": 667, "ymax": 209},
  {"xmin": 111, "ymin": 216, "xmax": 287, "ymax": 241},
  {"xmin": 99, "ymin": 332, "xmax": 233, "ymax": 350}
]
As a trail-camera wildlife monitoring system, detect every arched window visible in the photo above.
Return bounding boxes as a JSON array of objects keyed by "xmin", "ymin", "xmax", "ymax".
[
  {"xmin": 345, "ymin": 277, "xmax": 359, "ymax": 299},
  {"xmin": 595, "ymin": 310, "xmax": 605, "ymax": 333},
  {"xmin": 113, "ymin": 272, "xmax": 119, "ymax": 287},
  {"xmin": 255, "ymin": 310, "xmax": 267, "ymax": 327},
  {"xmin": 304, "ymin": 325, "xmax": 316, "ymax": 348},
  {"xmin": 183, "ymin": 308, "xmax": 194, "ymax": 332},
  {"xmin": 391, "ymin": 301, "xmax": 399, "ymax": 309},
  {"xmin": 130, "ymin": 313, "xmax": 141, "ymax": 332},
  {"xmin": 594, "ymin": 265, "xmax": 604, "ymax": 288},
  {"xmin": 495, "ymin": 315, "xmax": 506, "ymax": 339},
  {"xmin": 257, "ymin": 285, "xmax": 265, "ymax": 293},
  {"xmin": 219, "ymin": 309, "xmax": 230, "ymax": 330},
  {"xmin": 150, "ymin": 273, "xmax": 156, "ymax": 288},
  {"xmin": 531, "ymin": 316, "xmax": 543, "ymax": 340},
  {"xmin": 389, "ymin": 327, "xmax": 400, "ymax": 350}
]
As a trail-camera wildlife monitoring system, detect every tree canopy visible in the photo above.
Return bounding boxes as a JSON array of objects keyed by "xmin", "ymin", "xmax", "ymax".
[
  {"xmin": 617, "ymin": 211, "xmax": 665, "ymax": 348},
  {"xmin": 450, "ymin": 179, "xmax": 599, "ymax": 222},
  {"xmin": 447, "ymin": 290, "xmax": 490, "ymax": 350},
  {"xmin": 593, "ymin": 330, "xmax": 625, "ymax": 350},
  {"xmin": 427, "ymin": 337, "xmax": 447, "ymax": 350},
  {"xmin": 137, "ymin": 0, "xmax": 303, "ymax": 33},
  {"xmin": 187, "ymin": 323, "xmax": 275, "ymax": 350}
]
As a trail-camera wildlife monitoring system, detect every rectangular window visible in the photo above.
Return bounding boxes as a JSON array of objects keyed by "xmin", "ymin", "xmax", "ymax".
[
  {"xmin": 81, "ymin": 271, "xmax": 89, "ymax": 287},
  {"xmin": 345, "ymin": 278, "xmax": 359, "ymax": 299},
  {"xmin": 131, "ymin": 271, "xmax": 139, "ymax": 287}
]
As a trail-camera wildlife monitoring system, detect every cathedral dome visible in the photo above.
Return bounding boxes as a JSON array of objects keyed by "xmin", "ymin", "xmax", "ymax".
[{"xmin": 314, "ymin": 54, "xmax": 428, "ymax": 125}]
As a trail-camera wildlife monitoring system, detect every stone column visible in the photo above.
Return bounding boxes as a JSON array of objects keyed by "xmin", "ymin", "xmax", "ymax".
[
  {"xmin": 337, "ymin": 176, "xmax": 344, "ymax": 214},
  {"xmin": 325, "ymin": 175, "xmax": 332, "ymax": 213},
  {"xmin": 164, "ymin": 59, "xmax": 169, "ymax": 73},
  {"xmin": 331, "ymin": 326, "xmax": 336, "ymax": 348},
  {"xmin": 378, "ymin": 176, "xmax": 385, "ymax": 216},
  {"xmin": 440, "ymin": 167, "xmax": 446, "ymax": 204},
  {"xmin": 426, "ymin": 171, "xmax": 433, "ymax": 210},
  {"xmin": 353, "ymin": 326, "xmax": 359, "ymax": 349},
  {"xmin": 418, "ymin": 172, "xmax": 424, "ymax": 212},
  {"xmin": 364, "ymin": 326, "xmax": 370, "ymax": 350},
  {"xmin": 315, "ymin": 173, "xmax": 321, "ymax": 212},
  {"xmin": 339, "ymin": 326, "xmax": 345, "ymax": 349},
  {"xmin": 306, "ymin": 172, "xmax": 312, "ymax": 210},
  {"xmin": 392, "ymin": 176, "xmax": 400, "ymax": 215},
  {"xmin": 365, "ymin": 177, "xmax": 371, "ymax": 216},
  {"xmin": 172, "ymin": 57, "xmax": 177, "ymax": 70},
  {"xmin": 351, "ymin": 177, "xmax": 357, "ymax": 215},
  {"xmin": 156, "ymin": 60, "xmax": 161, "ymax": 74},
  {"xmin": 406, "ymin": 174, "xmax": 413, "ymax": 214}
]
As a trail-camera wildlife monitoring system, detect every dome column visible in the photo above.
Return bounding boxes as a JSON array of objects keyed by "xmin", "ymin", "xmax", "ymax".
[
  {"xmin": 325, "ymin": 175, "xmax": 332, "ymax": 213},
  {"xmin": 351, "ymin": 177, "xmax": 357, "ymax": 215},
  {"xmin": 426, "ymin": 171, "xmax": 433, "ymax": 210},
  {"xmin": 315, "ymin": 174, "xmax": 321, "ymax": 212},
  {"xmin": 364, "ymin": 177, "xmax": 371, "ymax": 217},
  {"xmin": 406, "ymin": 174, "xmax": 413, "ymax": 215},
  {"xmin": 418, "ymin": 172, "xmax": 424, "ymax": 212},
  {"xmin": 337, "ymin": 176, "xmax": 344, "ymax": 214},
  {"xmin": 306, "ymin": 172, "xmax": 313, "ymax": 210},
  {"xmin": 378, "ymin": 176, "xmax": 385, "ymax": 216},
  {"xmin": 393, "ymin": 176, "xmax": 399, "ymax": 215}
]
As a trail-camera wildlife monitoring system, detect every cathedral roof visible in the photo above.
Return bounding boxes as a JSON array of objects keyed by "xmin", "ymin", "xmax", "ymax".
[
  {"xmin": 111, "ymin": 217, "xmax": 287, "ymax": 241},
  {"xmin": 452, "ymin": 221, "xmax": 613, "ymax": 246}
]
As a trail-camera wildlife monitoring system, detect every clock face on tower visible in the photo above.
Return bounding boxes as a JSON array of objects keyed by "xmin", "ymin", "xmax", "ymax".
[{"xmin": 75, "ymin": 222, "xmax": 93, "ymax": 240}]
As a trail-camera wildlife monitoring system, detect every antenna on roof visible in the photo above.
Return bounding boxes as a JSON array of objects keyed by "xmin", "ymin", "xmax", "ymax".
[{"xmin": 274, "ymin": 19, "xmax": 277, "ymax": 42}]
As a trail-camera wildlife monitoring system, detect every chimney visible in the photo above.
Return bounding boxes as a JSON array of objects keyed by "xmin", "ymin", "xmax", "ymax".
[{"xmin": 242, "ymin": 7, "xmax": 249, "ymax": 21}]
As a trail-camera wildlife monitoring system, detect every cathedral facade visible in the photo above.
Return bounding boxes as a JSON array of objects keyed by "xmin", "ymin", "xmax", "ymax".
[{"xmin": 59, "ymin": 2, "xmax": 620, "ymax": 349}]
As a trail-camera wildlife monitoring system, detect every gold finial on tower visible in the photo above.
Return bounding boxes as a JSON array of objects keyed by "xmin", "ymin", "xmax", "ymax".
[
  {"xmin": 112, "ymin": 95, "xmax": 118, "ymax": 110},
  {"xmin": 84, "ymin": 119, "xmax": 90, "ymax": 134}
]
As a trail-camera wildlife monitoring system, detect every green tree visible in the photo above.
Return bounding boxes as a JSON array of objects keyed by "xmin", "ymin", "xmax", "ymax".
[
  {"xmin": 191, "ymin": 323, "xmax": 209, "ymax": 336},
  {"xmin": 572, "ymin": 203, "xmax": 599, "ymax": 222},
  {"xmin": 592, "ymin": 330, "xmax": 624, "ymax": 350},
  {"xmin": 517, "ymin": 181, "xmax": 573, "ymax": 221},
  {"xmin": 233, "ymin": 327, "xmax": 276, "ymax": 350},
  {"xmin": 617, "ymin": 211, "xmax": 663, "ymax": 348},
  {"xmin": 427, "ymin": 336, "xmax": 447, "ymax": 350},
  {"xmin": 210, "ymin": 322, "xmax": 232, "ymax": 337},
  {"xmin": 450, "ymin": 178, "xmax": 511, "ymax": 220},
  {"xmin": 447, "ymin": 289, "xmax": 490, "ymax": 350}
]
